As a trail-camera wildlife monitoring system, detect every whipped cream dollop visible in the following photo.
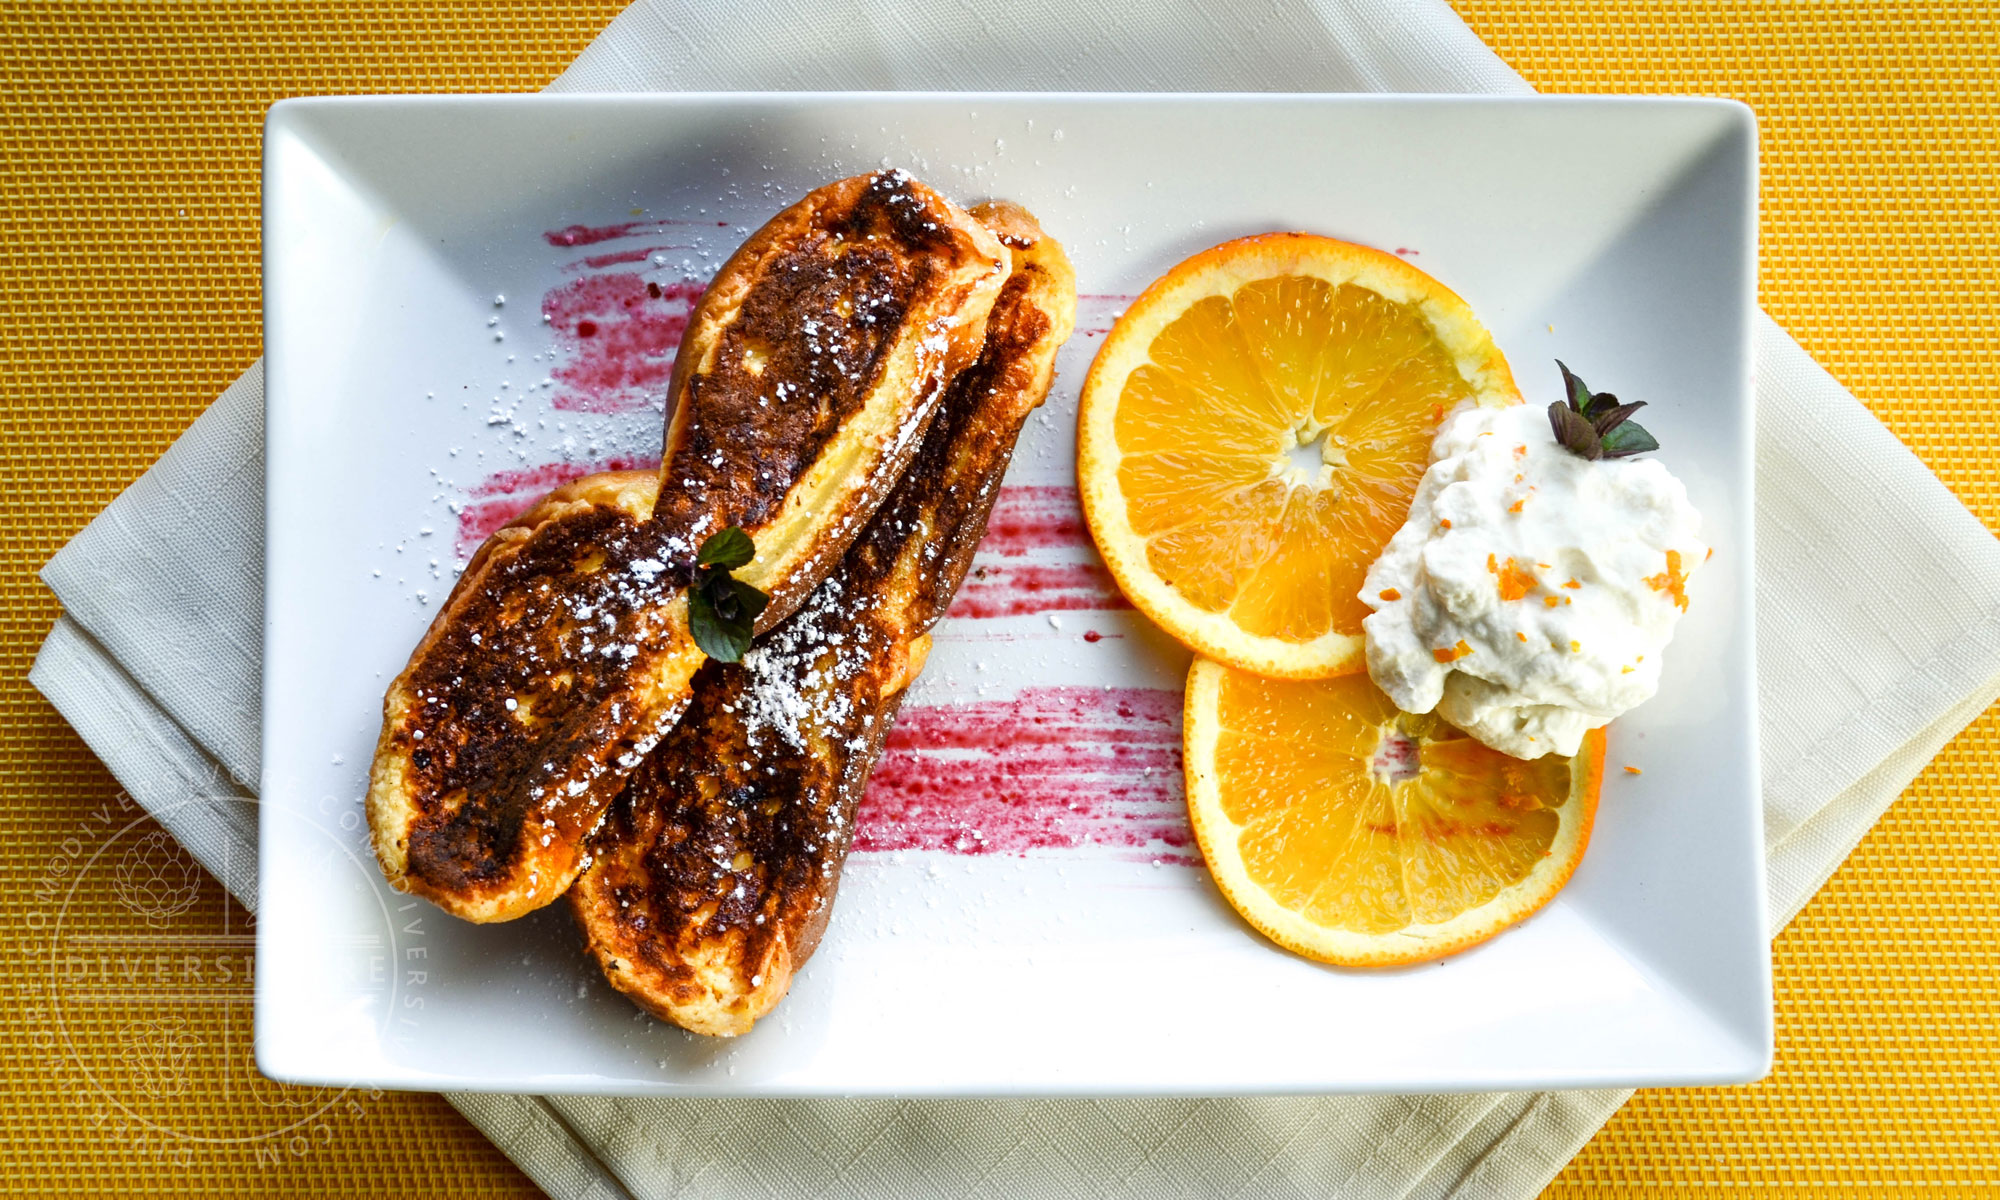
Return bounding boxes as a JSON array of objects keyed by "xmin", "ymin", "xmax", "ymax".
[{"xmin": 1361, "ymin": 402, "xmax": 1706, "ymax": 759}]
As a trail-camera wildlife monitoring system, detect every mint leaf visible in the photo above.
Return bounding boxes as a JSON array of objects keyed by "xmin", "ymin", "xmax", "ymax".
[
  {"xmin": 686, "ymin": 526, "xmax": 769, "ymax": 662},
  {"xmin": 1556, "ymin": 360, "xmax": 1594, "ymax": 414},
  {"xmin": 1548, "ymin": 401, "xmax": 1602, "ymax": 460},
  {"xmin": 688, "ymin": 586, "xmax": 752, "ymax": 662},
  {"xmin": 723, "ymin": 577, "xmax": 770, "ymax": 624},
  {"xmin": 697, "ymin": 526, "xmax": 755, "ymax": 571},
  {"xmin": 1548, "ymin": 362, "xmax": 1660, "ymax": 461},
  {"xmin": 1590, "ymin": 400, "xmax": 1647, "ymax": 437},
  {"xmin": 1599, "ymin": 420, "xmax": 1660, "ymax": 458}
]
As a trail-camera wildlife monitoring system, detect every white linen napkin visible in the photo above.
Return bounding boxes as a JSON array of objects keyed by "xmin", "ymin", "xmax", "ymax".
[{"xmin": 32, "ymin": 1, "xmax": 2000, "ymax": 1196}]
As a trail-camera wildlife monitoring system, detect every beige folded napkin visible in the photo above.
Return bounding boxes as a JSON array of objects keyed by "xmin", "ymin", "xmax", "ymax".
[{"xmin": 33, "ymin": 1, "xmax": 2000, "ymax": 1196}]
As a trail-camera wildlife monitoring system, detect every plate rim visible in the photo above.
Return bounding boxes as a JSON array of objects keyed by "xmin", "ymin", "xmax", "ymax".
[{"xmin": 257, "ymin": 89, "xmax": 1768, "ymax": 1094}]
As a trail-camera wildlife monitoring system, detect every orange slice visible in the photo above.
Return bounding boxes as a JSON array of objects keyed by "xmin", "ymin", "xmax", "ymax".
[
  {"xmin": 1183, "ymin": 657, "xmax": 1604, "ymax": 967},
  {"xmin": 1078, "ymin": 235, "xmax": 1519, "ymax": 678}
]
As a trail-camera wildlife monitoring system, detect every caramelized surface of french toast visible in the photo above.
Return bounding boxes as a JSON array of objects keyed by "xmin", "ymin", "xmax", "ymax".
[
  {"xmin": 656, "ymin": 169, "xmax": 1012, "ymax": 624},
  {"xmin": 369, "ymin": 473, "xmax": 701, "ymax": 922},
  {"xmin": 369, "ymin": 173, "xmax": 1008, "ymax": 923},
  {"xmin": 569, "ymin": 203, "xmax": 1076, "ymax": 1035}
]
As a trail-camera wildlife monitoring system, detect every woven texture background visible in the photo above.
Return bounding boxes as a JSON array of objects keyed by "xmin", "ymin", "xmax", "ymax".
[{"xmin": 2, "ymin": 1, "xmax": 1994, "ymax": 1195}]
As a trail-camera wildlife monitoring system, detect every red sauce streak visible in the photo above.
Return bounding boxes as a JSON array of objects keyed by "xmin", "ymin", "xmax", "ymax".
[
  {"xmin": 856, "ymin": 686, "xmax": 1193, "ymax": 862},
  {"xmin": 455, "ymin": 471, "xmax": 1127, "ymax": 615},
  {"xmin": 455, "ymin": 496, "xmax": 544, "ymax": 552},
  {"xmin": 453, "ymin": 455, "xmax": 662, "ymax": 557},
  {"xmin": 466, "ymin": 456, "xmax": 662, "ymax": 499},
  {"xmin": 1082, "ymin": 630, "xmax": 1103, "ymax": 643},
  {"xmin": 946, "ymin": 485, "xmax": 1129, "ymax": 617},
  {"xmin": 1074, "ymin": 293, "xmax": 1134, "ymax": 339},
  {"xmin": 948, "ymin": 564, "xmax": 1130, "ymax": 618},
  {"xmin": 1394, "ymin": 247, "xmax": 1420, "ymax": 256},
  {"xmin": 977, "ymin": 485, "xmax": 1088, "ymax": 555},
  {"xmin": 578, "ymin": 244, "xmax": 692, "ymax": 270},
  {"xmin": 544, "ymin": 218, "xmax": 729, "ymax": 247},
  {"xmin": 538, "ymin": 273, "xmax": 705, "ymax": 414}
]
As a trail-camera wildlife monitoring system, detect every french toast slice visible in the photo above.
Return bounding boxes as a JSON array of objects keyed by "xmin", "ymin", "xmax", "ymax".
[
  {"xmin": 569, "ymin": 202, "xmax": 1076, "ymax": 1035},
  {"xmin": 369, "ymin": 172, "xmax": 1009, "ymax": 923}
]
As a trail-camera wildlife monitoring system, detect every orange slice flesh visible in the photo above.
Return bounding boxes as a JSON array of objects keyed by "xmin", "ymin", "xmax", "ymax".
[
  {"xmin": 1078, "ymin": 234, "xmax": 1520, "ymax": 678},
  {"xmin": 1183, "ymin": 658, "xmax": 1604, "ymax": 967}
]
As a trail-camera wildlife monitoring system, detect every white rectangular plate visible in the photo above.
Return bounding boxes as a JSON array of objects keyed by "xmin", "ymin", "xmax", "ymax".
[{"xmin": 260, "ymin": 93, "xmax": 1768, "ymax": 1095}]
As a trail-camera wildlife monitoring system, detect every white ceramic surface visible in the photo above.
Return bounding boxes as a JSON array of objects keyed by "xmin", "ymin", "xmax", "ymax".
[{"xmin": 259, "ymin": 93, "xmax": 1767, "ymax": 1095}]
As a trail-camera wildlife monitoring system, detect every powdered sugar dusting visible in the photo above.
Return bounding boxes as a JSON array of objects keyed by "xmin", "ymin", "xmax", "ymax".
[{"xmin": 737, "ymin": 576, "xmax": 862, "ymax": 754}]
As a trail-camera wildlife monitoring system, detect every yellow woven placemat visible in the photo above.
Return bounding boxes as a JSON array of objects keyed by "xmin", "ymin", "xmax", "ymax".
[
  {"xmin": 1, "ymin": 2, "xmax": 1993, "ymax": 1195},
  {"xmin": 1, "ymin": 7, "xmax": 622, "ymax": 1196},
  {"xmin": 1456, "ymin": 2, "xmax": 2000, "ymax": 1191}
]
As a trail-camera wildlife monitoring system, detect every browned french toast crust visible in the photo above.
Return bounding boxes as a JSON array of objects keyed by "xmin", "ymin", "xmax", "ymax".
[
  {"xmin": 394, "ymin": 491, "xmax": 680, "ymax": 889},
  {"xmin": 368, "ymin": 172, "xmax": 1008, "ymax": 925},
  {"xmin": 660, "ymin": 172, "xmax": 981, "ymax": 536},
  {"xmin": 571, "ymin": 201, "xmax": 1077, "ymax": 1035},
  {"xmin": 369, "ymin": 472, "xmax": 702, "ymax": 918},
  {"xmin": 654, "ymin": 170, "xmax": 1010, "ymax": 630}
]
